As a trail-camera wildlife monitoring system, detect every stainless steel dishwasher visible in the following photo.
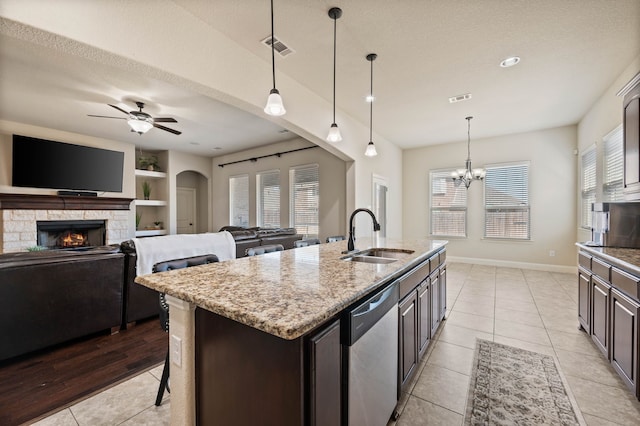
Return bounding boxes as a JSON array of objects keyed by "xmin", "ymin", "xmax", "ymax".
[{"xmin": 344, "ymin": 281, "xmax": 399, "ymax": 425}]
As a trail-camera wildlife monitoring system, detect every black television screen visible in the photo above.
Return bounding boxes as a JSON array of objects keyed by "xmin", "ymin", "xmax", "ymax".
[{"xmin": 12, "ymin": 135, "xmax": 124, "ymax": 193}]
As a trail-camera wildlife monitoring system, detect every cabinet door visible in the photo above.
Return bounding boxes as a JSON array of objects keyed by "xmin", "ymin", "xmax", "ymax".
[
  {"xmin": 578, "ymin": 267, "xmax": 591, "ymax": 333},
  {"xmin": 430, "ymin": 271, "xmax": 440, "ymax": 337},
  {"xmin": 439, "ymin": 265, "xmax": 447, "ymax": 320},
  {"xmin": 623, "ymin": 82, "xmax": 640, "ymax": 196},
  {"xmin": 417, "ymin": 279, "xmax": 431, "ymax": 359},
  {"xmin": 610, "ymin": 288, "xmax": 639, "ymax": 396},
  {"xmin": 592, "ymin": 275, "xmax": 611, "ymax": 358},
  {"xmin": 398, "ymin": 291, "xmax": 418, "ymax": 394},
  {"xmin": 308, "ymin": 319, "xmax": 341, "ymax": 426}
]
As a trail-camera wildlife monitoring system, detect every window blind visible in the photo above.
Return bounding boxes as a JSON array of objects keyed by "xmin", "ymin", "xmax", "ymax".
[
  {"xmin": 229, "ymin": 174, "xmax": 249, "ymax": 227},
  {"xmin": 430, "ymin": 170, "xmax": 467, "ymax": 237},
  {"xmin": 257, "ymin": 170, "xmax": 280, "ymax": 228},
  {"xmin": 581, "ymin": 148, "xmax": 596, "ymax": 228},
  {"xmin": 290, "ymin": 164, "xmax": 319, "ymax": 238},
  {"xmin": 603, "ymin": 126, "xmax": 623, "ymax": 202},
  {"xmin": 484, "ymin": 163, "xmax": 530, "ymax": 240}
]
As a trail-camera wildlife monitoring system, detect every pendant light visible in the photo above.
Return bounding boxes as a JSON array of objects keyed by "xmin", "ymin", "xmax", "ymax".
[
  {"xmin": 326, "ymin": 7, "xmax": 343, "ymax": 143},
  {"xmin": 264, "ymin": 0, "xmax": 286, "ymax": 116},
  {"xmin": 365, "ymin": 53, "xmax": 378, "ymax": 157},
  {"xmin": 451, "ymin": 116, "xmax": 485, "ymax": 188}
]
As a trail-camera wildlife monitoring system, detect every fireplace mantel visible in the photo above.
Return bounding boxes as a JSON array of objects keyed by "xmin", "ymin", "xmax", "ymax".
[{"xmin": 0, "ymin": 193, "xmax": 133, "ymax": 210}]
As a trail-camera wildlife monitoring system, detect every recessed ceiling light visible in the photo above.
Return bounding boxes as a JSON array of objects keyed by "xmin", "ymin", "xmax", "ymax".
[
  {"xmin": 500, "ymin": 56, "xmax": 520, "ymax": 68},
  {"xmin": 212, "ymin": 147, "xmax": 222, "ymax": 150},
  {"xmin": 449, "ymin": 93, "xmax": 472, "ymax": 103},
  {"xmin": 189, "ymin": 142, "xmax": 200, "ymax": 145}
]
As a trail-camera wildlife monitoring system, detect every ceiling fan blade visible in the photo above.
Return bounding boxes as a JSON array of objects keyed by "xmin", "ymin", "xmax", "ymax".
[
  {"xmin": 153, "ymin": 117, "xmax": 178, "ymax": 123},
  {"xmin": 108, "ymin": 104, "xmax": 130, "ymax": 115},
  {"xmin": 87, "ymin": 114, "xmax": 126, "ymax": 119},
  {"xmin": 154, "ymin": 123, "xmax": 181, "ymax": 135}
]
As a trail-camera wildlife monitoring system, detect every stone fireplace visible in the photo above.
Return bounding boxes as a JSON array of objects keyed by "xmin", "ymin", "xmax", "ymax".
[{"xmin": 0, "ymin": 194, "xmax": 133, "ymax": 253}]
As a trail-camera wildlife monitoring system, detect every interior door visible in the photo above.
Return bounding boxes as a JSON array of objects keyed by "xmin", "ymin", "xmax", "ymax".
[
  {"xmin": 177, "ymin": 187, "xmax": 197, "ymax": 234},
  {"xmin": 372, "ymin": 175, "xmax": 388, "ymax": 238}
]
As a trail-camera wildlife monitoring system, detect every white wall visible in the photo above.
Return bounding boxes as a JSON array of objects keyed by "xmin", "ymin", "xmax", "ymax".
[
  {"xmin": 210, "ymin": 138, "xmax": 347, "ymax": 242},
  {"xmin": 403, "ymin": 125, "xmax": 577, "ymax": 271},
  {"xmin": 576, "ymin": 55, "xmax": 640, "ymax": 243}
]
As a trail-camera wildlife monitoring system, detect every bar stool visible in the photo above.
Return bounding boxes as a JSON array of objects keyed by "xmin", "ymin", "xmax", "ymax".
[{"xmin": 245, "ymin": 244, "xmax": 285, "ymax": 256}]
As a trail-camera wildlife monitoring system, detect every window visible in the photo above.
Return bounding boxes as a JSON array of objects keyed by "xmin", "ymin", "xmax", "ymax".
[
  {"xmin": 581, "ymin": 147, "xmax": 596, "ymax": 229},
  {"xmin": 290, "ymin": 164, "xmax": 319, "ymax": 238},
  {"xmin": 484, "ymin": 162, "xmax": 530, "ymax": 240},
  {"xmin": 257, "ymin": 170, "xmax": 280, "ymax": 228},
  {"xmin": 429, "ymin": 169, "xmax": 467, "ymax": 237},
  {"xmin": 603, "ymin": 125, "xmax": 623, "ymax": 202},
  {"xmin": 229, "ymin": 174, "xmax": 249, "ymax": 227}
]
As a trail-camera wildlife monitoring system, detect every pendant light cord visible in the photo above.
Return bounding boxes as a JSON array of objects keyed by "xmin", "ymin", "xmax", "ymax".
[
  {"xmin": 332, "ymin": 15, "xmax": 337, "ymax": 123},
  {"xmin": 467, "ymin": 117, "xmax": 471, "ymax": 161},
  {"xmin": 270, "ymin": 0, "xmax": 276, "ymax": 90},
  {"xmin": 369, "ymin": 58, "xmax": 373, "ymax": 141}
]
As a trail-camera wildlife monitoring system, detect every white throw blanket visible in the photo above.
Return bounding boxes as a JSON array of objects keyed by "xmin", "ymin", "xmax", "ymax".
[{"xmin": 133, "ymin": 231, "xmax": 236, "ymax": 276}]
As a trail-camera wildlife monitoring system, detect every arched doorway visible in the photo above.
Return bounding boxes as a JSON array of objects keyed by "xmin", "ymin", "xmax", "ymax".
[{"xmin": 176, "ymin": 170, "xmax": 208, "ymax": 234}]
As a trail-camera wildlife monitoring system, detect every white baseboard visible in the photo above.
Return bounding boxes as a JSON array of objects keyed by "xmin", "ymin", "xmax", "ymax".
[{"xmin": 448, "ymin": 256, "xmax": 577, "ymax": 274}]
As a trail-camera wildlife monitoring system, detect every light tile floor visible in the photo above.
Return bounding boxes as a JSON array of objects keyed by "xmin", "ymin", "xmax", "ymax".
[{"xmin": 30, "ymin": 263, "xmax": 640, "ymax": 425}]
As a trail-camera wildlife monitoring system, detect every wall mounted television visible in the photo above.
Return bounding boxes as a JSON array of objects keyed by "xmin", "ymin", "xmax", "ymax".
[{"xmin": 12, "ymin": 135, "xmax": 125, "ymax": 193}]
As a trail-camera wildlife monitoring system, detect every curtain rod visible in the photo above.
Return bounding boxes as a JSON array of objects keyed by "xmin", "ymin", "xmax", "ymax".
[{"xmin": 217, "ymin": 145, "xmax": 318, "ymax": 168}]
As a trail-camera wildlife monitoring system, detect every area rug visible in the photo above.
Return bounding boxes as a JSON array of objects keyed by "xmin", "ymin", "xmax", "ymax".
[{"xmin": 464, "ymin": 339, "xmax": 584, "ymax": 425}]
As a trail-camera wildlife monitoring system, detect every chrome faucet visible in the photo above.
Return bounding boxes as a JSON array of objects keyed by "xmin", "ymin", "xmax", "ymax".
[{"xmin": 347, "ymin": 208, "xmax": 381, "ymax": 252}]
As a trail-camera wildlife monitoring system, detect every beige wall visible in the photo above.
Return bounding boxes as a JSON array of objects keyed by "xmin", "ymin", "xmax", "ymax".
[
  {"xmin": 403, "ymin": 125, "xmax": 577, "ymax": 271},
  {"xmin": 210, "ymin": 138, "xmax": 347, "ymax": 242},
  {"xmin": 576, "ymin": 55, "xmax": 640, "ymax": 243}
]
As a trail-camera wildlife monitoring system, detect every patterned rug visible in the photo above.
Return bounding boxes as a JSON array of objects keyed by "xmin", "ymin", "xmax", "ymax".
[{"xmin": 464, "ymin": 339, "xmax": 584, "ymax": 425}]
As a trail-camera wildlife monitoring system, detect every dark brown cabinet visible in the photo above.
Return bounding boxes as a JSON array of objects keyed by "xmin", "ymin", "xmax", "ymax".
[
  {"xmin": 308, "ymin": 319, "xmax": 341, "ymax": 426},
  {"xmin": 577, "ymin": 246, "xmax": 640, "ymax": 400},
  {"xmin": 398, "ymin": 291, "xmax": 418, "ymax": 393},
  {"xmin": 430, "ymin": 270, "xmax": 441, "ymax": 337},
  {"xmin": 622, "ymin": 75, "xmax": 640, "ymax": 199},
  {"xmin": 578, "ymin": 266, "xmax": 591, "ymax": 332},
  {"xmin": 439, "ymin": 265, "xmax": 447, "ymax": 320},
  {"xmin": 592, "ymin": 275, "xmax": 611, "ymax": 358},
  {"xmin": 610, "ymin": 288, "xmax": 639, "ymax": 396},
  {"xmin": 417, "ymin": 279, "xmax": 431, "ymax": 359}
]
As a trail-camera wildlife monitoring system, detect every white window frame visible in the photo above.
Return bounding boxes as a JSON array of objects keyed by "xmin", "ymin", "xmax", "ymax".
[
  {"xmin": 229, "ymin": 174, "xmax": 249, "ymax": 227},
  {"xmin": 256, "ymin": 169, "xmax": 281, "ymax": 228},
  {"xmin": 429, "ymin": 169, "xmax": 468, "ymax": 238},
  {"xmin": 603, "ymin": 125, "xmax": 624, "ymax": 202},
  {"xmin": 289, "ymin": 164, "xmax": 319, "ymax": 238},
  {"xmin": 483, "ymin": 161, "xmax": 530, "ymax": 240},
  {"xmin": 581, "ymin": 146, "xmax": 596, "ymax": 229}
]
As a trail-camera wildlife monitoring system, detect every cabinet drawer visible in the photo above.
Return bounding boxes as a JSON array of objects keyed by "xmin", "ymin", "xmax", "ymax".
[
  {"xmin": 429, "ymin": 254, "xmax": 439, "ymax": 275},
  {"xmin": 578, "ymin": 251, "xmax": 592, "ymax": 271},
  {"xmin": 398, "ymin": 260, "xmax": 430, "ymax": 300},
  {"xmin": 592, "ymin": 257, "xmax": 611, "ymax": 281},
  {"xmin": 612, "ymin": 267, "xmax": 640, "ymax": 301}
]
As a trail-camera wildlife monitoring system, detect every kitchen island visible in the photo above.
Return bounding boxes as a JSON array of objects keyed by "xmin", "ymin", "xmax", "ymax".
[{"xmin": 136, "ymin": 237, "xmax": 447, "ymax": 425}]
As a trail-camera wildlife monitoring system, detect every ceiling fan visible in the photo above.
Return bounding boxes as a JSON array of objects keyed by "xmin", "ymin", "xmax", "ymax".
[{"xmin": 88, "ymin": 101, "xmax": 181, "ymax": 135}]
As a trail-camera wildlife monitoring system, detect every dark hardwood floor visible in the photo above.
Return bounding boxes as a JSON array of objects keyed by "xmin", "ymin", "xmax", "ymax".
[{"xmin": 0, "ymin": 318, "xmax": 166, "ymax": 426}]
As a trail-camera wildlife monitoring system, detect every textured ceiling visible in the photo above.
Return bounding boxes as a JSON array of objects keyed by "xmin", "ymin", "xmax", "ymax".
[{"xmin": 1, "ymin": 0, "xmax": 639, "ymax": 155}]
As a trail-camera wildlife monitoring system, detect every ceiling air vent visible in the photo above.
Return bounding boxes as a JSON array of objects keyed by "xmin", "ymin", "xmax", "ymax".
[
  {"xmin": 261, "ymin": 35, "xmax": 295, "ymax": 57},
  {"xmin": 449, "ymin": 93, "xmax": 472, "ymax": 103}
]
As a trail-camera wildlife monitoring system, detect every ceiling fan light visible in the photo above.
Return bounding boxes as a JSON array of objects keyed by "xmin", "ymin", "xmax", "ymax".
[
  {"xmin": 127, "ymin": 119, "xmax": 153, "ymax": 134},
  {"xmin": 365, "ymin": 141, "xmax": 377, "ymax": 157},
  {"xmin": 326, "ymin": 123, "xmax": 342, "ymax": 142},
  {"xmin": 264, "ymin": 88, "xmax": 286, "ymax": 116}
]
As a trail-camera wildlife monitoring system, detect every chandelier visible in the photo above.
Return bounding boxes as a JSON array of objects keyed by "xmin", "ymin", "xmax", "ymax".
[{"xmin": 451, "ymin": 116, "xmax": 485, "ymax": 188}]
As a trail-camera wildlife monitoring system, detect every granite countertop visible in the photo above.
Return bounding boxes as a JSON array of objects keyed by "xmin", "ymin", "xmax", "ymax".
[
  {"xmin": 576, "ymin": 243, "xmax": 640, "ymax": 276},
  {"xmin": 135, "ymin": 237, "xmax": 447, "ymax": 340}
]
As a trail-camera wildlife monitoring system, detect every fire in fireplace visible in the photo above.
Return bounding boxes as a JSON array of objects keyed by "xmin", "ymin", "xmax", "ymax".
[{"xmin": 37, "ymin": 220, "xmax": 106, "ymax": 249}]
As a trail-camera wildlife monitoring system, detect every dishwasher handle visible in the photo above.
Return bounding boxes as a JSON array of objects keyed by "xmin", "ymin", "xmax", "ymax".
[{"xmin": 346, "ymin": 282, "xmax": 399, "ymax": 345}]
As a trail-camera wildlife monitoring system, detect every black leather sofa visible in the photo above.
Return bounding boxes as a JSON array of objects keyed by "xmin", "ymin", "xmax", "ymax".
[
  {"xmin": 219, "ymin": 226, "xmax": 303, "ymax": 258},
  {"xmin": 0, "ymin": 246, "xmax": 124, "ymax": 362},
  {"xmin": 120, "ymin": 239, "xmax": 160, "ymax": 327}
]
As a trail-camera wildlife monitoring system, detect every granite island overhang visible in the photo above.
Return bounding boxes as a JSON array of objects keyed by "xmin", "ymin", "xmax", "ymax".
[{"xmin": 135, "ymin": 237, "xmax": 447, "ymax": 425}]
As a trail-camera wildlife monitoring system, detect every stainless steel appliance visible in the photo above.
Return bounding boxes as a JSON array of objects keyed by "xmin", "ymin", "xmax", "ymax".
[
  {"xmin": 591, "ymin": 202, "xmax": 640, "ymax": 247},
  {"xmin": 344, "ymin": 282, "xmax": 399, "ymax": 425}
]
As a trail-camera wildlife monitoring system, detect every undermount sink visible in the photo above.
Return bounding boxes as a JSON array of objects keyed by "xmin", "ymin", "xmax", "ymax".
[{"xmin": 341, "ymin": 248, "xmax": 415, "ymax": 264}]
